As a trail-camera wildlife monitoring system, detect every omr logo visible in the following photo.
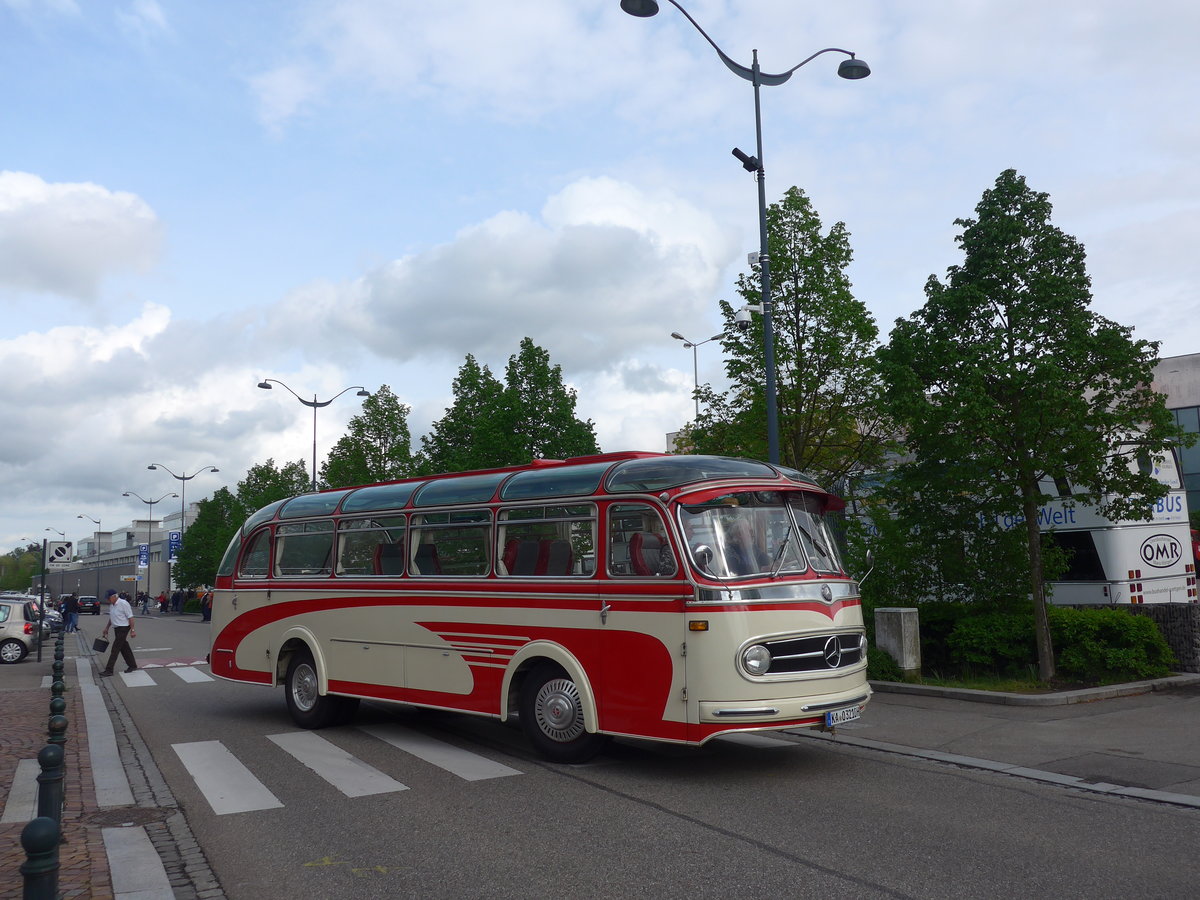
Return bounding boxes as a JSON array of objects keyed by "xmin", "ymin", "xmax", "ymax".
[{"xmin": 1139, "ymin": 534, "xmax": 1182, "ymax": 569}]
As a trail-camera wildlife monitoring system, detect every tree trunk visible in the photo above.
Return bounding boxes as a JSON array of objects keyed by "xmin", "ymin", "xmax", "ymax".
[{"xmin": 1023, "ymin": 490, "xmax": 1056, "ymax": 681}]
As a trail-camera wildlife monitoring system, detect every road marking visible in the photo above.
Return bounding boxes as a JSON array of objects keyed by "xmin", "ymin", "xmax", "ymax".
[
  {"xmin": 173, "ymin": 740, "xmax": 284, "ymax": 814},
  {"xmin": 360, "ymin": 724, "xmax": 522, "ymax": 781},
  {"xmin": 170, "ymin": 666, "xmax": 214, "ymax": 683},
  {"xmin": 120, "ymin": 669, "xmax": 156, "ymax": 687},
  {"xmin": 267, "ymin": 732, "xmax": 408, "ymax": 797}
]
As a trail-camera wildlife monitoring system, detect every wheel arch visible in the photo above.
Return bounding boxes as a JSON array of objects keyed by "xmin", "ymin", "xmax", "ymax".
[
  {"xmin": 502, "ymin": 641, "xmax": 599, "ymax": 734},
  {"xmin": 275, "ymin": 626, "xmax": 325, "ymax": 690}
]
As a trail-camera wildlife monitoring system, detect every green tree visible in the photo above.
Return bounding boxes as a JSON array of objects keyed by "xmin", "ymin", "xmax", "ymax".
[
  {"xmin": 238, "ymin": 458, "xmax": 311, "ymax": 513},
  {"xmin": 172, "ymin": 458, "xmax": 311, "ymax": 588},
  {"xmin": 321, "ymin": 384, "xmax": 415, "ymax": 488},
  {"xmin": 419, "ymin": 339, "xmax": 599, "ymax": 474},
  {"xmin": 877, "ymin": 169, "xmax": 1182, "ymax": 681},
  {"xmin": 172, "ymin": 487, "xmax": 245, "ymax": 590},
  {"xmin": 679, "ymin": 186, "xmax": 888, "ymax": 486},
  {"xmin": 419, "ymin": 354, "xmax": 510, "ymax": 473},
  {"xmin": 501, "ymin": 337, "xmax": 599, "ymax": 462}
]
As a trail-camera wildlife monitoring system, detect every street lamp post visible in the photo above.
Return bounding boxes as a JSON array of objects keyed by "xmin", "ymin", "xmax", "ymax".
[
  {"xmin": 623, "ymin": 0, "xmax": 870, "ymax": 464},
  {"xmin": 122, "ymin": 491, "xmax": 178, "ymax": 597},
  {"xmin": 671, "ymin": 331, "xmax": 723, "ymax": 418},
  {"xmin": 77, "ymin": 514, "xmax": 102, "ymax": 599},
  {"xmin": 147, "ymin": 463, "xmax": 220, "ymax": 544},
  {"xmin": 257, "ymin": 379, "xmax": 370, "ymax": 492}
]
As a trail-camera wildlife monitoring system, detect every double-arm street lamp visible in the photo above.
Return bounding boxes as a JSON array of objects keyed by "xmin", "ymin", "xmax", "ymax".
[
  {"xmin": 122, "ymin": 491, "xmax": 178, "ymax": 579},
  {"xmin": 147, "ymin": 464, "xmax": 220, "ymax": 541},
  {"xmin": 623, "ymin": 0, "xmax": 870, "ymax": 464},
  {"xmin": 77, "ymin": 514, "xmax": 102, "ymax": 599},
  {"xmin": 671, "ymin": 331, "xmax": 723, "ymax": 419},
  {"xmin": 257, "ymin": 379, "xmax": 370, "ymax": 492}
]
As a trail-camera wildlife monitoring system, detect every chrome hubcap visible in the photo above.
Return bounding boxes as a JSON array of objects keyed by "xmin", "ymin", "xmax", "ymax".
[
  {"xmin": 292, "ymin": 662, "xmax": 319, "ymax": 712},
  {"xmin": 534, "ymin": 677, "xmax": 585, "ymax": 742}
]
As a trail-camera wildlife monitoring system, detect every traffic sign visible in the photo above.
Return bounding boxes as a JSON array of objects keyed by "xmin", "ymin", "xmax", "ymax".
[{"xmin": 47, "ymin": 541, "xmax": 73, "ymax": 569}]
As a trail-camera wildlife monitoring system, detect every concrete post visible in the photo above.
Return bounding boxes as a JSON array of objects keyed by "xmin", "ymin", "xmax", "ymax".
[{"xmin": 874, "ymin": 607, "xmax": 922, "ymax": 680}]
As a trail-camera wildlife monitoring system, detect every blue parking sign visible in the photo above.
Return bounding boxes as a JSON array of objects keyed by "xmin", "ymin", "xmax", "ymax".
[
  {"xmin": 168, "ymin": 530, "xmax": 182, "ymax": 563},
  {"xmin": 138, "ymin": 543, "xmax": 149, "ymax": 568}
]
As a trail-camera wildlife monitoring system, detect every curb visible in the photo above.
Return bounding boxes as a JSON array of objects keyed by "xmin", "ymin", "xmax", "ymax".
[{"xmin": 868, "ymin": 672, "xmax": 1200, "ymax": 706}]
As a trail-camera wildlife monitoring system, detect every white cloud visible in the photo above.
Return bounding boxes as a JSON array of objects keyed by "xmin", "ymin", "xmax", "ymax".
[
  {"xmin": 0, "ymin": 172, "xmax": 162, "ymax": 301},
  {"xmin": 264, "ymin": 176, "xmax": 738, "ymax": 374}
]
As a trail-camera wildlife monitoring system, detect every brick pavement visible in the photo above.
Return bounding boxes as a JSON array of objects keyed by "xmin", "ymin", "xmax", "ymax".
[{"xmin": 1, "ymin": 681, "xmax": 114, "ymax": 900}]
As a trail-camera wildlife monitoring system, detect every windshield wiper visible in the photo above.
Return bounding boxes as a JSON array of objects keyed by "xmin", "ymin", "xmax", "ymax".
[{"xmin": 770, "ymin": 523, "xmax": 795, "ymax": 578}]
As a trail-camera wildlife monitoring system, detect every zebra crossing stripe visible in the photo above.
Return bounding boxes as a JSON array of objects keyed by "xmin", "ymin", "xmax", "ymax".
[
  {"xmin": 173, "ymin": 740, "xmax": 284, "ymax": 814},
  {"xmin": 170, "ymin": 666, "xmax": 214, "ymax": 683},
  {"xmin": 267, "ymin": 732, "xmax": 408, "ymax": 797},
  {"xmin": 360, "ymin": 724, "xmax": 522, "ymax": 782}
]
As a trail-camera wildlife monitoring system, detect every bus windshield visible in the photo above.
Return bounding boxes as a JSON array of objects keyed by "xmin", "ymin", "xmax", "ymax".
[{"xmin": 678, "ymin": 491, "xmax": 842, "ymax": 579}]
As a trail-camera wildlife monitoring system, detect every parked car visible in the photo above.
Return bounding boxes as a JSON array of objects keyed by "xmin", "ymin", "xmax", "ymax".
[
  {"xmin": 77, "ymin": 595, "xmax": 101, "ymax": 615},
  {"xmin": 0, "ymin": 598, "xmax": 41, "ymax": 663}
]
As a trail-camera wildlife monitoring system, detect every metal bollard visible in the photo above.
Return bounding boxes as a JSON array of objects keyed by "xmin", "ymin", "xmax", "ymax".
[
  {"xmin": 47, "ymin": 713, "xmax": 67, "ymax": 748},
  {"xmin": 20, "ymin": 816, "xmax": 60, "ymax": 900},
  {"xmin": 36, "ymin": 744, "xmax": 65, "ymax": 828}
]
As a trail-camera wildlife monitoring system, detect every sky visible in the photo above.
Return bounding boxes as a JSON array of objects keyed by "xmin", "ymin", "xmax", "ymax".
[{"xmin": 2, "ymin": 0, "xmax": 1198, "ymax": 554}]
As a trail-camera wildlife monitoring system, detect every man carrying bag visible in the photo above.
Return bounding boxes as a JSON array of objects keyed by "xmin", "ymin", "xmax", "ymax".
[{"xmin": 98, "ymin": 589, "xmax": 138, "ymax": 676}]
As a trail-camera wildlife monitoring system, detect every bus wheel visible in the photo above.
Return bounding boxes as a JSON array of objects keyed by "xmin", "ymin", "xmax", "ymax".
[
  {"xmin": 285, "ymin": 647, "xmax": 359, "ymax": 728},
  {"xmin": 519, "ymin": 663, "xmax": 608, "ymax": 763}
]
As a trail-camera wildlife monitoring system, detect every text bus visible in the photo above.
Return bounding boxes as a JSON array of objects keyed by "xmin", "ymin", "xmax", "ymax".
[{"xmin": 210, "ymin": 453, "xmax": 870, "ymax": 761}]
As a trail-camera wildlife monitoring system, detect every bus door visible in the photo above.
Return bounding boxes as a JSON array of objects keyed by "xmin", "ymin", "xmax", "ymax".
[{"xmin": 605, "ymin": 502, "xmax": 690, "ymax": 739}]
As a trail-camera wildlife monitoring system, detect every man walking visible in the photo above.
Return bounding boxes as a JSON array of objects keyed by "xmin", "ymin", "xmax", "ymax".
[
  {"xmin": 99, "ymin": 588, "xmax": 138, "ymax": 676},
  {"xmin": 62, "ymin": 593, "xmax": 80, "ymax": 633}
]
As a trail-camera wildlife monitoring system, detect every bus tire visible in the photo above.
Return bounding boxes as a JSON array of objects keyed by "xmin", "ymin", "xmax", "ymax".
[
  {"xmin": 284, "ymin": 647, "xmax": 359, "ymax": 728},
  {"xmin": 519, "ymin": 663, "xmax": 608, "ymax": 763}
]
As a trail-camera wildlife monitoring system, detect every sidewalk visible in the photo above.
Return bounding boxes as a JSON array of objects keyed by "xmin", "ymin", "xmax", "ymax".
[
  {"xmin": 0, "ymin": 627, "xmax": 218, "ymax": 900},
  {"xmin": 798, "ymin": 674, "xmax": 1200, "ymax": 807}
]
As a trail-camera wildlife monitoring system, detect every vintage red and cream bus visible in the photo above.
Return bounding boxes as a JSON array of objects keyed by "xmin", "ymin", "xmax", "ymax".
[{"xmin": 209, "ymin": 453, "xmax": 870, "ymax": 761}]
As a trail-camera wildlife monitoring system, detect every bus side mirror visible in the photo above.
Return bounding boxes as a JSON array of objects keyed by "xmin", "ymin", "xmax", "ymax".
[
  {"xmin": 858, "ymin": 549, "xmax": 875, "ymax": 586},
  {"xmin": 692, "ymin": 544, "xmax": 714, "ymax": 572}
]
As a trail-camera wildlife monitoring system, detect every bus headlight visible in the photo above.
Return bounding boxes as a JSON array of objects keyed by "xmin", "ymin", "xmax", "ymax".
[{"xmin": 742, "ymin": 644, "xmax": 772, "ymax": 675}]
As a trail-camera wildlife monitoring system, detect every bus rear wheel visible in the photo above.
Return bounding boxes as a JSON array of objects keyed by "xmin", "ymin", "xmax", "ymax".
[
  {"xmin": 519, "ymin": 663, "xmax": 608, "ymax": 763},
  {"xmin": 285, "ymin": 647, "xmax": 359, "ymax": 729}
]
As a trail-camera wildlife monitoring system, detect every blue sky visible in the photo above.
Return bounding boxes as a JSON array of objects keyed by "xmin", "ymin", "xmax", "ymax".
[{"xmin": 2, "ymin": 0, "xmax": 1197, "ymax": 553}]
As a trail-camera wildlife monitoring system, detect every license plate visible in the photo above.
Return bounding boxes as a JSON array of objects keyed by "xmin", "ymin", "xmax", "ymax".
[{"xmin": 825, "ymin": 706, "xmax": 860, "ymax": 727}]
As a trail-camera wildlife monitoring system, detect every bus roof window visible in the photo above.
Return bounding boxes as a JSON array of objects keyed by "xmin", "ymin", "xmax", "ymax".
[
  {"xmin": 500, "ymin": 462, "xmax": 612, "ymax": 501},
  {"xmin": 279, "ymin": 491, "xmax": 352, "ymax": 519},
  {"xmin": 341, "ymin": 482, "xmax": 421, "ymax": 514},
  {"xmin": 606, "ymin": 456, "xmax": 776, "ymax": 493},
  {"xmin": 413, "ymin": 473, "xmax": 507, "ymax": 507},
  {"xmin": 243, "ymin": 499, "xmax": 288, "ymax": 532}
]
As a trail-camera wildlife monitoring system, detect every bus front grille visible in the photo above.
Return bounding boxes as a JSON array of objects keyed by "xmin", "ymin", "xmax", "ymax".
[{"xmin": 763, "ymin": 633, "xmax": 866, "ymax": 674}]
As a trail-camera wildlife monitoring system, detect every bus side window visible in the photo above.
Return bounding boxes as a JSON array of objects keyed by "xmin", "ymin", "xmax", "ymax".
[
  {"xmin": 410, "ymin": 510, "xmax": 490, "ymax": 577},
  {"xmin": 496, "ymin": 505, "xmax": 595, "ymax": 577},
  {"xmin": 275, "ymin": 522, "xmax": 334, "ymax": 577},
  {"xmin": 240, "ymin": 528, "xmax": 272, "ymax": 578},
  {"xmin": 608, "ymin": 503, "xmax": 677, "ymax": 577}
]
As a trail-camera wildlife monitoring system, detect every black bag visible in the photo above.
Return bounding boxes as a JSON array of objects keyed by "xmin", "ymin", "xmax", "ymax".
[{"xmin": 92, "ymin": 637, "xmax": 109, "ymax": 653}]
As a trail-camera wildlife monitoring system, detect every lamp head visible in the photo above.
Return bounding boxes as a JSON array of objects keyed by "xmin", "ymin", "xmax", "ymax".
[
  {"xmin": 257, "ymin": 381, "xmax": 272, "ymax": 390},
  {"xmin": 356, "ymin": 389, "xmax": 370, "ymax": 397},
  {"xmin": 147, "ymin": 464, "xmax": 157, "ymax": 470},
  {"xmin": 671, "ymin": 332, "xmax": 685, "ymax": 341},
  {"xmin": 620, "ymin": 0, "xmax": 659, "ymax": 16},
  {"xmin": 837, "ymin": 56, "xmax": 871, "ymax": 80}
]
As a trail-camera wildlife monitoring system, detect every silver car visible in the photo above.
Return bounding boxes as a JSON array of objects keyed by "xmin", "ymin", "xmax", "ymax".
[{"xmin": 0, "ymin": 598, "xmax": 41, "ymax": 664}]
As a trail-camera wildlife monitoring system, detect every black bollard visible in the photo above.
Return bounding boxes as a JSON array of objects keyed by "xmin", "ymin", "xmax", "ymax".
[
  {"xmin": 20, "ymin": 816, "xmax": 60, "ymax": 900},
  {"xmin": 36, "ymin": 744, "xmax": 64, "ymax": 828},
  {"xmin": 47, "ymin": 714, "xmax": 67, "ymax": 748}
]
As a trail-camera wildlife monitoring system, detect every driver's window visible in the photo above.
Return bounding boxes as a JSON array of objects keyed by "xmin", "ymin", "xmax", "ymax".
[{"xmin": 607, "ymin": 504, "xmax": 678, "ymax": 578}]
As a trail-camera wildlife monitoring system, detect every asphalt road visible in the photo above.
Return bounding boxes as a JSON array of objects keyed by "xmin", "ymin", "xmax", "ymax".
[{"xmin": 106, "ymin": 615, "xmax": 1200, "ymax": 899}]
